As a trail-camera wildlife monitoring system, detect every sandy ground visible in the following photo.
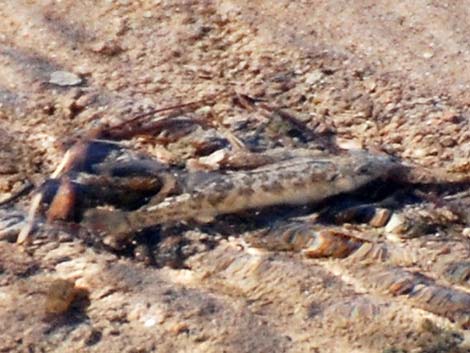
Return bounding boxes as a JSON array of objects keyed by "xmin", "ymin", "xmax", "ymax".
[{"xmin": 1, "ymin": 1, "xmax": 470, "ymax": 352}]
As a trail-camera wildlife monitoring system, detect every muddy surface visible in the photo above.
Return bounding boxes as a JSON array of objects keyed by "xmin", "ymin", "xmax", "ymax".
[{"xmin": 1, "ymin": 1, "xmax": 470, "ymax": 352}]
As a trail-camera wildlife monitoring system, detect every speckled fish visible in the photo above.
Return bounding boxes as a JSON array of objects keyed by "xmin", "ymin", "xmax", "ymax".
[{"xmin": 83, "ymin": 150, "xmax": 397, "ymax": 248}]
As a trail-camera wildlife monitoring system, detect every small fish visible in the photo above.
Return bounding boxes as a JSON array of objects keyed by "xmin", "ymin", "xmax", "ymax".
[{"xmin": 83, "ymin": 150, "xmax": 397, "ymax": 248}]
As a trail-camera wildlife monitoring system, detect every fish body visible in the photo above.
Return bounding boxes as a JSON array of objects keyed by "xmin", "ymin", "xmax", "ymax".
[{"xmin": 84, "ymin": 150, "xmax": 396, "ymax": 248}]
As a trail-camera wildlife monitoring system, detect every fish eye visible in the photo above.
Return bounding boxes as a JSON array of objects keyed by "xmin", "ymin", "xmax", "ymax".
[{"xmin": 355, "ymin": 163, "xmax": 373, "ymax": 175}]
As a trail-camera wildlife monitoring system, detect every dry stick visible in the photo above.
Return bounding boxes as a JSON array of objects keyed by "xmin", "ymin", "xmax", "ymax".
[
  {"xmin": 188, "ymin": 91, "xmax": 250, "ymax": 152},
  {"xmin": 17, "ymin": 192, "xmax": 43, "ymax": 244},
  {"xmin": 80, "ymin": 98, "xmax": 214, "ymax": 141},
  {"xmin": 112, "ymin": 99, "xmax": 209, "ymax": 129},
  {"xmin": 258, "ymin": 102, "xmax": 316, "ymax": 140},
  {"xmin": 444, "ymin": 189, "xmax": 470, "ymax": 201},
  {"xmin": 81, "ymin": 98, "xmax": 208, "ymax": 125},
  {"xmin": 254, "ymin": 101, "xmax": 342, "ymax": 151},
  {"xmin": 104, "ymin": 116, "xmax": 209, "ymax": 141},
  {"xmin": 96, "ymin": 97, "xmax": 220, "ymax": 140},
  {"xmin": 0, "ymin": 181, "xmax": 34, "ymax": 208},
  {"xmin": 232, "ymin": 93, "xmax": 266, "ymax": 111}
]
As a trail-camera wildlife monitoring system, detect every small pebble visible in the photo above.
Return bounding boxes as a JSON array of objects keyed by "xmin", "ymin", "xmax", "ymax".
[
  {"xmin": 144, "ymin": 317, "xmax": 157, "ymax": 327},
  {"xmin": 384, "ymin": 214, "xmax": 408, "ymax": 235},
  {"xmin": 170, "ymin": 322, "xmax": 189, "ymax": 335},
  {"xmin": 90, "ymin": 40, "xmax": 124, "ymax": 56},
  {"xmin": 305, "ymin": 70, "xmax": 324, "ymax": 85},
  {"xmin": 369, "ymin": 208, "xmax": 392, "ymax": 227},
  {"xmin": 411, "ymin": 147, "xmax": 428, "ymax": 158},
  {"xmin": 49, "ymin": 71, "xmax": 83, "ymax": 87},
  {"xmin": 422, "ymin": 51, "xmax": 434, "ymax": 59},
  {"xmin": 45, "ymin": 278, "xmax": 77, "ymax": 314},
  {"xmin": 463, "ymin": 228, "xmax": 470, "ymax": 237}
]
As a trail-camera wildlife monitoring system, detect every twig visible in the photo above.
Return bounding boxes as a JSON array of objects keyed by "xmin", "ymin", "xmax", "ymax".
[
  {"xmin": 0, "ymin": 181, "xmax": 34, "ymax": 208},
  {"xmin": 107, "ymin": 98, "xmax": 211, "ymax": 132},
  {"xmin": 444, "ymin": 189, "xmax": 470, "ymax": 201}
]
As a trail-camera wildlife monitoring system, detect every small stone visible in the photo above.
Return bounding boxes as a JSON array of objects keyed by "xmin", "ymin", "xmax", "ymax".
[
  {"xmin": 411, "ymin": 147, "xmax": 428, "ymax": 158},
  {"xmin": 213, "ymin": 103, "xmax": 230, "ymax": 114},
  {"xmin": 49, "ymin": 71, "xmax": 82, "ymax": 87},
  {"xmin": 440, "ymin": 136, "xmax": 456, "ymax": 147},
  {"xmin": 83, "ymin": 328, "xmax": 102, "ymax": 346},
  {"xmin": 385, "ymin": 214, "xmax": 408, "ymax": 235},
  {"xmin": 90, "ymin": 40, "xmax": 124, "ymax": 56},
  {"xmin": 422, "ymin": 51, "xmax": 434, "ymax": 59},
  {"xmin": 144, "ymin": 317, "xmax": 157, "ymax": 327},
  {"xmin": 153, "ymin": 72, "xmax": 166, "ymax": 83},
  {"xmin": 305, "ymin": 70, "xmax": 324, "ymax": 85},
  {"xmin": 441, "ymin": 110, "xmax": 460, "ymax": 123},
  {"xmin": 170, "ymin": 322, "xmax": 189, "ymax": 335},
  {"xmin": 74, "ymin": 93, "xmax": 97, "ymax": 109},
  {"xmin": 364, "ymin": 79, "xmax": 377, "ymax": 92},
  {"xmin": 75, "ymin": 64, "xmax": 92, "ymax": 76},
  {"xmin": 302, "ymin": 230, "xmax": 363, "ymax": 258},
  {"xmin": 127, "ymin": 303, "xmax": 147, "ymax": 322},
  {"xmin": 187, "ymin": 149, "xmax": 228, "ymax": 171},
  {"xmin": 336, "ymin": 138, "xmax": 363, "ymax": 150},
  {"xmin": 45, "ymin": 279, "xmax": 77, "ymax": 314},
  {"xmin": 195, "ymin": 106, "xmax": 212, "ymax": 117},
  {"xmin": 369, "ymin": 208, "xmax": 392, "ymax": 227},
  {"xmin": 463, "ymin": 228, "xmax": 470, "ymax": 237}
]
